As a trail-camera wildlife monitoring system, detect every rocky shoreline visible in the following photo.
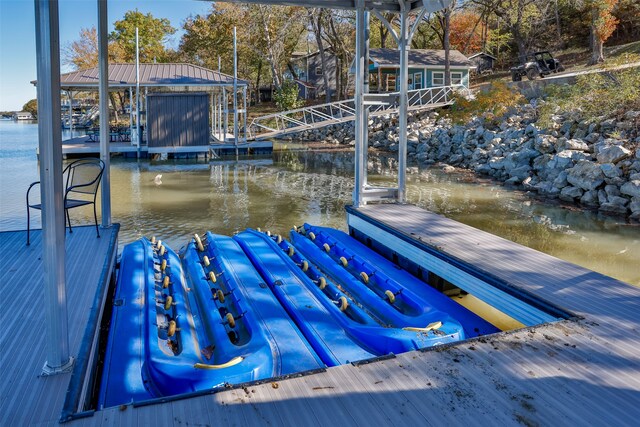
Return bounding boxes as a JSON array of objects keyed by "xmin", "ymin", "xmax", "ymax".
[{"xmin": 282, "ymin": 103, "xmax": 640, "ymax": 221}]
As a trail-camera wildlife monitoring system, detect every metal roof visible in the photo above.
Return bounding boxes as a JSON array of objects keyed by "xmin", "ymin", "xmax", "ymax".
[
  {"xmin": 369, "ymin": 48, "xmax": 471, "ymax": 67},
  {"xmin": 32, "ymin": 63, "xmax": 248, "ymax": 89},
  {"xmin": 207, "ymin": 0, "xmax": 451, "ymax": 13}
]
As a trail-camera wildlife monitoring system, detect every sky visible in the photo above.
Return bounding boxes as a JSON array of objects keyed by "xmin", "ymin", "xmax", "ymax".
[{"xmin": 0, "ymin": 0, "xmax": 212, "ymax": 111}]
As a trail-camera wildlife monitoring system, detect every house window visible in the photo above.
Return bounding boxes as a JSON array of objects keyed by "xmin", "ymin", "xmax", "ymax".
[
  {"xmin": 414, "ymin": 72, "xmax": 423, "ymax": 89},
  {"xmin": 450, "ymin": 72, "xmax": 463, "ymax": 85},
  {"xmin": 315, "ymin": 67, "xmax": 323, "ymax": 76},
  {"xmin": 432, "ymin": 71, "xmax": 444, "ymax": 87}
]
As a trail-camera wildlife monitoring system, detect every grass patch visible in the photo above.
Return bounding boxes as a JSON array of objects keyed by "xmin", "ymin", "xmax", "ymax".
[
  {"xmin": 537, "ymin": 67, "xmax": 640, "ymax": 129},
  {"xmin": 447, "ymin": 82, "xmax": 527, "ymax": 125}
]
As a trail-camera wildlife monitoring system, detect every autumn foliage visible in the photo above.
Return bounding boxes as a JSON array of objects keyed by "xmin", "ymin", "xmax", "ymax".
[
  {"xmin": 449, "ymin": 11, "xmax": 485, "ymax": 54},
  {"xmin": 591, "ymin": 0, "xmax": 619, "ymax": 43}
]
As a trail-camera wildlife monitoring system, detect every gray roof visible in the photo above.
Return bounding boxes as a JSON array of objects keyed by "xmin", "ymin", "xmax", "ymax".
[
  {"xmin": 32, "ymin": 63, "xmax": 248, "ymax": 89},
  {"xmin": 369, "ymin": 48, "xmax": 471, "ymax": 68}
]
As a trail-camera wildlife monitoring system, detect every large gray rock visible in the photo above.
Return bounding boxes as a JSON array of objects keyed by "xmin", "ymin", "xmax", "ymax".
[
  {"xmin": 560, "ymin": 186, "xmax": 584, "ymax": 201},
  {"xmin": 620, "ymin": 180, "xmax": 640, "ymax": 198},
  {"xmin": 534, "ymin": 134, "xmax": 556, "ymax": 154},
  {"xmin": 600, "ymin": 163, "xmax": 622, "ymax": 179},
  {"xmin": 580, "ymin": 190, "xmax": 599, "ymax": 206},
  {"xmin": 596, "ymin": 145, "xmax": 631, "ymax": 164},
  {"xmin": 630, "ymin": 197, "xmax": 640, "ymax": 215},
  {"xmin": 567, "ymin": 161, "xmax": 605, "ymax": 191},
  {"xmin": 553, "ymin": 170, "xmax": 569, "ymax": 188},
  {"xmin": 557, "ymin": 138, "xmax": 589, "ymax": 152}
]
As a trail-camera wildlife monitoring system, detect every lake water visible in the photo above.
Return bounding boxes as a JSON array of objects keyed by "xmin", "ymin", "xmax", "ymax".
[{"xmin": 1, "ymin": 119, "xmax": 638, "ymax": 286}]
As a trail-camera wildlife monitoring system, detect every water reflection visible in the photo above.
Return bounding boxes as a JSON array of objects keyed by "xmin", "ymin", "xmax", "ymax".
[{"xmin": 0, "ymin": 122, "xmax": 637, "ymax": 286}]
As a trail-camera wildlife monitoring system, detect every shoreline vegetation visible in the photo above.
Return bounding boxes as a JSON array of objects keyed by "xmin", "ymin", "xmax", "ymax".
[{"xmin": 283, "ymin": 67, "xmax": 640, "ymax": 222}]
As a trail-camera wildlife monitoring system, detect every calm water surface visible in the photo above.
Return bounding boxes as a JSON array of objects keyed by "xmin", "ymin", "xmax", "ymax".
[{"xmin": 1, "ymin": 120, "xmax": 638, "ymax": 286}]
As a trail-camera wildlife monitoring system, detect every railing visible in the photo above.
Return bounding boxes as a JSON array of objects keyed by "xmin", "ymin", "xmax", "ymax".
[{"xmin": 248, "ymin": 85, "xmax": 468, "ymax": 140}]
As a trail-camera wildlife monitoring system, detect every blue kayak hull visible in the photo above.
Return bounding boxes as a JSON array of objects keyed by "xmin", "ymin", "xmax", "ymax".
[{"xmin": 100, "ymin": 236, "xmax": 323, "ymax": 407}]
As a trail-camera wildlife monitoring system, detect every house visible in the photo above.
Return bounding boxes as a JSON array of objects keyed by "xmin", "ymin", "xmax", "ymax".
[
  {"xmin": 12, "ymin": 111, "xmax": 35, "ymax": 120},
  {"xmin": 468, "ymin": 52, "xmax": 497, "ymax": 75},
  {"xmin": 287, "ymin": 49, "xmax": 340, "ymax": 100},
  {"xmin": 366, "ymin": 48, "xmax": 472, "ymax": 92}
]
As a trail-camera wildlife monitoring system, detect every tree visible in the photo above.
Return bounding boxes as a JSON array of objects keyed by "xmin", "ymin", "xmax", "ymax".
[
  {"xmin": 449, "ymin": 11, "xmax": 485, "ymax": 54},
  {"xmin": 586, "ymin": 0, "xmax": 619, "ymax": 64},
  {"xmin": 308, "ymin": 9, "xmax": 332, "ymax": 102},
  {"xmin": 110, "ymin": 10, "xmax": 176, "ymax": 63},
  {"xmin": 23, "ymin": 99, "xmax": 37, "ymax": 118},
  {"xmin": 63, "ymin": 27, "xmax": 98, "ymax": 69}
]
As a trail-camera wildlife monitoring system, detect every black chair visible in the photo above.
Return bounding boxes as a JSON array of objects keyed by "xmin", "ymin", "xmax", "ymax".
[{"xmin": 26, "ymin": 158, "xmax": 105, "ymax": 245}]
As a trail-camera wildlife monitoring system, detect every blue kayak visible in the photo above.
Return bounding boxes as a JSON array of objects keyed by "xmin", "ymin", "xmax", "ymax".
[
  {"xmin": 235, "ymin": 229, "xmax": 458, "ymax": 365},
  {"xmin": 100, "ymin": 235, "xmax": 323, "ymax": 407},
  {"xmin": 294, "ymin": 224, "xmax": 500, "ymax": 338}
]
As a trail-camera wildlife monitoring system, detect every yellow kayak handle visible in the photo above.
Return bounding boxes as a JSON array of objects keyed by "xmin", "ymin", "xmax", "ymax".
[
  {"xmin": 318, "ymin": 277, "xmax": 327, "ymax": 290},
  {"xmin": 301, "ymin": 260, "xmax": 309, "ymax": 272},
  {"xmin": 384, "ymin": 290, "xmax": 395, "ymax": 304},
  {"xmin": 226, "ymin": 312, "xmax": 236, "ymax": 328},
  {"xmin": 360, "ymin": 272, "xmax": 369, "ymax": 284},
  {"xmin": 167, "ymin": 320, "xmax": 176, "ymax": 337},
  {"xmin": 194, "ymin": 356, "xmax": 244, "ymax": 370},
  {"xmin": 338, "ymin": 296, "xmax": 348, "ymax": 312},
  {"xmin": 276, "ymin": 235, "xmax": 283, "ymax": 244},
  {"xmin": 194, "ymin": 234, "xmax": 204, "ymax": 252},
  {"xmin": 156, "ymin": 239, "xmax": 162, "ymax": 249},
  {"xmin": 160, "ymin": 259, "xmax": 167, "ymax": 272},
  {"xmin": 308, "ymin": 232, "xmax": 316, "ymax": 241},
  {"xmin": 403, "ymin": 321, "xmax": 443, "ymax": 333},
  {"xmin": 323, "ymin": 243, "xmax": 331, "ymax": 253},
  {"xmin": 208, "ymin": 271, "xmax": 217, "ymax": 283},
  {"xmin": 215, "ymin": 289, "xmax": 225, "ymax": 303},
  {"xmin": 339, "ymin": 256, "xmax": 348, "ymax": 267},
  {"xmin": 288, "ymin": 246, "xmax": 295, "ymax": 256},
  {"xmin": 164, "ymin": 295, "xmax": 173, "ymax": 311},
  {"xmin": 203, "ymin": 255, "xmax": 210, "ymax": 267},
  {"xmin": 159, "ymin": 245, "xmax": 166, "ymax": 257},
  {"xmin": 162, "ymin": 275, "xmax": 170, "ymax": 289},
  {"xmin": 150, "ymin": 236, "xmax": 156, "ymax": 244}
]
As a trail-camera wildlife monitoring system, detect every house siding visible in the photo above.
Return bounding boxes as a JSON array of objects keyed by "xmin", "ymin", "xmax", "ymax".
[{"xmin": 373, "ymin": 67, "xmax": 469, "ymax": 90}]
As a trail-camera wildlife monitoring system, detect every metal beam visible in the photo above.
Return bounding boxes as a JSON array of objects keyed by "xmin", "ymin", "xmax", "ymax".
[
  {"xmin": 35, "ymin": 0, "xmax": 73, "ymax": 376},
  {"xmin": 98, "ymin": 0, "xmax": 111, "ymax": 226}
]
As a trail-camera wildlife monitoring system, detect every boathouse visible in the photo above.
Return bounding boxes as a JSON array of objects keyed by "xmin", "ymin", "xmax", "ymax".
[{"xmin": 33, "ymin": 63, "xmax": 249, "ymax": 155}]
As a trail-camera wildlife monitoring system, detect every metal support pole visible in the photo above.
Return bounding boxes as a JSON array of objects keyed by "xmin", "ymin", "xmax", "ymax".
[
  {"xmin": 98, "ymin": 0, "xmax": 111, "ymax": 226},
  {"xmin": 397, "ymin": 6, "xmax": 409, "ymax": 203},
  {"xmin": 135, "ymin": 27, "xmax": 141, "ymax": 158},
  {"xmin": 353, "ymin": 0, "xmax": 366, "ymax": 207},
  {"xmin": 210, "ymin": 92, "xmax": 214, "ymax": 137},
  {"xmin": 129, "ymin": 86, "xmax": 133, "ymax": 141},
  {"xmin": 223, "ymin": 87, "xmax": 228, "ymax": 142},
  {"xmin": 233, "ymin": 27, "xmax": 239, "ymax": 153},
  {"xmin": 243, "ymin": 86, "xmax": 248, "ymax": 143},
  {"xmin": 35, "ymin": 0, "xmax": 72, "ymax": 375}
]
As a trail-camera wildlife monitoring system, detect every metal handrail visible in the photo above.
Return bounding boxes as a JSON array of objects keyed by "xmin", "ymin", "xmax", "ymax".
[{"xmin": 248, "ymin": 84, "xmax": 466, "ymax": 139}]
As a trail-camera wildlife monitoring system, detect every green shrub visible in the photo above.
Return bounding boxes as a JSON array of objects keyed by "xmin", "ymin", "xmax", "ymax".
[{"xmin": 273, "ymin": 80, "xmax": 304, "ymax": 111}]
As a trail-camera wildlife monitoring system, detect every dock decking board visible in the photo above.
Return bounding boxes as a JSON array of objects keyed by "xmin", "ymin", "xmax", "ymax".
[
  {"xmin": 6, "ymin": 203, "xmax": 640, "ymax": 426},
  {"xmin": 0, "ymin": 225, "xmax": 119, "ymax": 426},
  {"xmin": 77, "ymin": 206, "xmax": 640, "ymax": 426}
]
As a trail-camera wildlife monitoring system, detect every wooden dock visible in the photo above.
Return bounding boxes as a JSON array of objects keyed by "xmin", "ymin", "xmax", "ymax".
[
  {"xmin": 4, "ymin": 204, "xmax": 640, "ymax": 426},
  {"xmin": 59, "ymin": 136, "xmax": 272, "ymax": 158},
  {"xmin": 0, "ymin": 225, "xmax": 119, "ymax": 426}
]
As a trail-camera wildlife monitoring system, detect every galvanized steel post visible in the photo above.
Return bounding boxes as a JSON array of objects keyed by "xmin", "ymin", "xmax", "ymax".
[
  {"xmin": 35, "ymin": 0, "xmax": 72, "ymax": 375},
  {"xmin": 397, "ymin": 4, "xmax": 409, "ymax": 204},
  {"xmin": 353, "ymin": 0, "xmax": 366, "ymax": 207},
  {"xmin": 98, "ymin": 0, "xmax": 111, "ymax": 226}
]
